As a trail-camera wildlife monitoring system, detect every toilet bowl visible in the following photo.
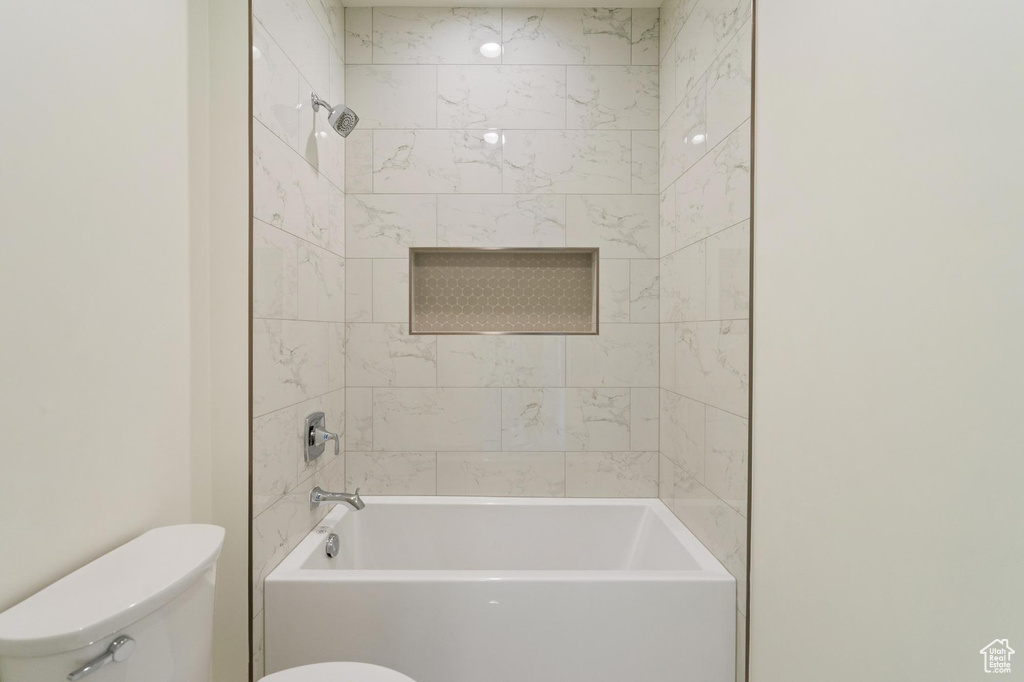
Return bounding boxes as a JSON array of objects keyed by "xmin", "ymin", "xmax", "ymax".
[
  {"xmin": 0, "ymin": 525, "xmax": 415, "ymax": 682},
  {"xmin": 261, "ymin": 662, "xmax": 416, "ymax": 681}
]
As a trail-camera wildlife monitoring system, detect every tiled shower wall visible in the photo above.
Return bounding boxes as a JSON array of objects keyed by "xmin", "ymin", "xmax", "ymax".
[
  {"xmin": 341, "ymin": 7, "xmax": 663, "ymax": 497},
  {"xmin": 249, "ymin": 0, "xmax": 347, "ymax": 677},
  {"xmin": 656, "ymin": 0, "xmax": 751, "ymax": 678}
]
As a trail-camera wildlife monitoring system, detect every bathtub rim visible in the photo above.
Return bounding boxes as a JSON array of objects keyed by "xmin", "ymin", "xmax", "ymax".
[{"xmin": 266, "ymin": 497, "xmax": 736, "ymax": 584}]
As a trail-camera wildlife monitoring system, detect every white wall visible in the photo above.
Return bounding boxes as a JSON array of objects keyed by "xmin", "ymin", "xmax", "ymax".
[
  {"xmin": 749, "ymin": 1, "xmax": 1024, "ymax": 680},
  {"xmin": 0, "ymin": 1, "xmax": 194, "ymax": 608}
]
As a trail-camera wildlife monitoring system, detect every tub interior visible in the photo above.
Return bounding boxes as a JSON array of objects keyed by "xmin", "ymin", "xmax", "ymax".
[{"xmin": 302, "ymin": 502, "xmax": 702, "ymax": 571}]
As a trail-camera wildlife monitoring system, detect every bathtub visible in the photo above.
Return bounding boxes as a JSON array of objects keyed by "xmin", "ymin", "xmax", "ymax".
[{"xmin": 265, "ymin": 497, "xmax": 735, "ymax": 682}]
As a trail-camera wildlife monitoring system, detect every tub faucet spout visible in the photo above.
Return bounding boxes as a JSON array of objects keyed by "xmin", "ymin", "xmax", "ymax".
[{"xmin": 310, "ymin": 486, "xmax": 365, "ymax": 510}]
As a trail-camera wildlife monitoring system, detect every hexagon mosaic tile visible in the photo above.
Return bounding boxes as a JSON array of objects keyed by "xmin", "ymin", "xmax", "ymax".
[{"xmin": 411, "ymin": 250, "xmax": 598, "ymax": 334}]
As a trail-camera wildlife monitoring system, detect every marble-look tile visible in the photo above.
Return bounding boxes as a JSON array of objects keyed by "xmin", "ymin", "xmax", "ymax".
[
  {"xmin": 253, "ymin": 121, "xmax": 329, "ymax": 246},
  {"xmin": 631, "ymin": 8, "xmax": 659, "ymax": 66},
  {"xmin": 661, "ymin": 320, "xmax": 749, "ymax": 416},
  {"xmin": 345, "ymin": 323, "xmax": 436, "ymax": 387},
  {"xmin": 306, "ymin": 0, "xmax": 344, "ymax": 51},
  {"xmin": 566, "ymin": 323, "xmax": 659, "ymax": 387},
  {"xmin": 371, "ymin": 259, "xmax": 409, "ymax": 323},
  {"xmin": 345, "ymin": 259, "xmax": 372, "ymax": 322},
  {"xmin": 566, "ymin": 451, "xmax": 658, "ymax": 497},
  {"xmin": 252, "ymin": 610, "xmax": 265, "ymax": 681},
  {"xmin": 252, "ymin": 480, "xmax": 323, "ymax": 611},
  {"xmin": 253, "ymin": 220, "xmax": 299, "ymax": 320},
  {"xmin": 673, "ymin": 2, "xmax": 716, "ymax": 103},
  {"xmin": 705, "ymin": 406, "xmax": 748, "ymax": 516},
  {"xmin": 660, "ymin": 184, "xmax": 677, "ymax": 258},
  {"xmin": 253, "ymin": 0, "xmax": 330, "ymax": 94},
  {"xmin": 503, "ymin": 130, "xmax": 631, "ymax": 194},
  {"xmin": 437, "ymin": 336, "xmax": 565, "ymax": 387},
  {"xmin": 373, "ymin": 130, "xmax": 503, "ymax": 193},
  {"xmin": 501, "ymin": 388, "xmax": 565, "ymax": 451},
  {"xmin": 630, "ymin": 387, "xmax": 659, "ymax": 451},
  {"xmin": 631, "ymin": 131, "xmax": 659, "ymax": 194},
  {"xmin": 374, "ymin": 388, "xmax": 502, "ymax": 451},
  {"xmin": 326, "ymin": 188, "xmax": 344, "ymax": 257},
  {"xmin": 345, "ymin": 387, "xmax": 373, "ymax": 450},
  {"xmin": 705, "ymin": 220, "xmax": 749, "ymax": 320},
  {"xmin": 660, "ymin": 388, "xmax": 704, "ymax": 477},
  {"xmin": 659, "ymin": 0, "xmax": 699, "ymax": 63},
  {"xmin": 659, "ymin": 39, "xmax": 677, "ymax": 128},
  {"xmin": 660, "ymin": 77, "xmax": 707, "ymax": 192},
  {"xmin": 565, "ymin": 195, "xmax": 659, "ymax": 258},
  {"xmin": 502, "ymin": 9, "xmax": 631, "ymax": 65},
  {"xmin": 661, "ymin": 241, "xmax": 706, "ymax": 322},
  {"xmin": 252, "ymin": 405, "xmax": 299, "ymax": 517},
  {"xmin": 372, "ymin": 7, "xmax": 501, "ymax": 65},
  {"xmin": 664, "ymin": 463, "xmax": 747, "ymax": 610},
  {"xmin": 437, "ymin": 452, "xmax": 565, "ymax": 496},
  {"xmin": 346, "ymin": 65, "xmax": 438, "ymax": 129},
  {"xmin": 437, "ymin": 194, "xmax": 566, "ymax": 247},
  {"xmin": 297, "ymin": 244, "xmax": 344, "ymax": 322},
  {"xmin": 706, "ymin": 16, "xmax": 752, "ymax": 149},
  {"xmin": 736, "ymin": 611, "xmax": 747, "ymax": 675},
  {"xmin": 599, "ymin": 259, "xmax": 630, "ymax": 323},
  {"xmin": 707, "ymin": 0, "xmax": 753, "ymax": 57},
  {"xmin": 566, "ymin": 66, "xmax": 658, "ymax": 130},
  {"xmin": 437, "ymin": 66, "xmax": 565, "ymax": 130},
  {"xmin": 344, "ymin": 7, "xmax": 372, "ymax": 64},
  {"xmin": 346, "ymin": 451, "xmax": 437, "ymax": 494},
  {"xmin": 344, "ymin": 129, "xmax": 373, "ymax": 194},
  {"xmin": 328, "ymin": 322, "xmax": 345, "ymax": 391},
  {"xmin": 630, "ymin": 258, "xmax": 660, "ymax": 322},
  {"xmin": 565, "ymin": 388, "xmax": 631, "ymax": 451},
  {"xmin": 253, "ymin": 20, "xmax": 300, "ymax": 150},
  {"xmin": 674, "ymin": 120, "xmax": 750, "ymax": 249},
  {"xmin": 345, "ymin": 194, "xmax": 436, "ymax": 258},
  {"xmin": 253, "ymin": 319, "xmax": 329, "ymax": 417}
]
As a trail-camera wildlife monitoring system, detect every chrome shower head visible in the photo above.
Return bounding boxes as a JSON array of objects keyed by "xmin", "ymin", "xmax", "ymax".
[{"xmin": 311, "ymin": 92, "xmax": 359, "ymax": 137}]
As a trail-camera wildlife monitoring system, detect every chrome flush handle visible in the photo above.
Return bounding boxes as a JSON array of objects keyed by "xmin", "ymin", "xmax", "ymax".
[{"xmin": 67, "ymin": 635, "xmax": 135, "ymax": 680}]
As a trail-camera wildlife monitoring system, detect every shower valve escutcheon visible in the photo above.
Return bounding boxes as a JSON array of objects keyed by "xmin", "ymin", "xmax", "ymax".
[{"xmin": 305, "ymin": 411, "xmax": 339, "ymax": 463}]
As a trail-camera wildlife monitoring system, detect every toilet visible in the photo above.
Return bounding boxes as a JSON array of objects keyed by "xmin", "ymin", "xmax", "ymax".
[{"xmin": 0, "ymin": 525, "xmax": 414, "ymax": 682}]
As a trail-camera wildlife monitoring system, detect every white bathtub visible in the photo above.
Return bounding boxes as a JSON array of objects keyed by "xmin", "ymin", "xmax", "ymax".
[{"xmin": 265, "ymin": 497, "xmax": 735, "ymax": 682}]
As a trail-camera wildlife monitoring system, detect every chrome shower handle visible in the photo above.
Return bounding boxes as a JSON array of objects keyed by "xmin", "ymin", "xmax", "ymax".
[
  {"xmin": 67, "ymin": 635, "xmax": 135, "ymax": 680},
  {"xmin": 313, "ymin": 426, "xmax": 340, "ymax": 457}
]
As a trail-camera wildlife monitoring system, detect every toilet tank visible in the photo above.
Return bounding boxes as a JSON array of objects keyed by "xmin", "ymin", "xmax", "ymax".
[{"xmin": 0, "ymin": 525, "xmax": 224, "ymax": 682}]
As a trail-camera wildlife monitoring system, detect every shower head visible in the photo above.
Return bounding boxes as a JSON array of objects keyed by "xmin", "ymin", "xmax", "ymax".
[{"xmin": 311, "ymin": 92, "xmax": 359, "ymax": 137}]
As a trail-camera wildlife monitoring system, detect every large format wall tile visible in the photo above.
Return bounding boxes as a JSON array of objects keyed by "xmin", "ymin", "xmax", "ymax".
[
  {"xmin": 437, "ymin": 194, "xmax": 565, "ymax": 247},
  {"xmin": 436, "ymin": 335, "xmax": 565, "ymax": 387},
  {"xmin": 672, "ymin": 119, "xmax": 751, "ymax": 249},
  {"xmin": 631, "ymin": 8, "xmax": 660, "ymax": 66},
  {"xmin": 253, "ymin": 220, "xmax": 300, "ymax": 320},
  {"xmin": 253, "ymin": 121, "xmax": 330, "ymax": 247},
  {"xmin": 565, "ymin": 388, "xmax": 631, "ymax": 451},
  {"xmin": 501, "ymin": 388, "xmax": 566, "ymax": 451},
  {"xmin": 630, "ymin": 259, "xmax": 660, "ymax": 322},
  {"xmin": 373, "ymin": 388, "xmax": 502, "ymax": 451},
  {"xmin": 704, "ymin": 406, "xmax": 748, "ymax": 516},
  {"xmin": 567, "ymin": 323, "xmax": 659, "ymax": 387},
  {"xmin": 344, "ymin": 129, "xmax": 373, "ymax": 193},
  {"xmin": 345, "ymin": 65, "xmax": 438, "ymax": 128},
  {"xmin": 253, "ymin": 0, "xmax": 330, "ymax": 94},
  {"xmin": 706, "ymin": 16, "xmax": 752, "ymax": 149},
  {"xmin": 672, "ymin": 2, "xmax": 715, "ymax": 104},
  {"xmin": 371, "ymin": 259, "xmax": 410, "ymax": 322},
  {"xmin": 372, "ymin": 7, "xmax": 502, "ymax": 64},
  {"xmin": 632, "ymin": 130, "xmax": 660, "ymax": 194},
  {"xmin": 347, "ymin": 451, "xmax": 437, "ymax": 494},
  {"xmin": 660, "ymin": 389, "xmax": 704, "ymax": 477},
  {"xmin": 437, "ymin": 451, "xmax": 565, "ymax": 496},
  {"xmin": 437, "ymin": 66, "xmax": 566, "ymax": 129},
  {"xmin": 502, "ymin": 9, "xmax": 632, "ymax": 65},
  {"xmin": 631, "ymin": 387, "xmax": 660, "ymax": 451},
  {"xmin": 566, "ymin": 195, "xmax": 659, "ymax": 258},
  {"xmin": 344, "ymin": 7, "xmax": 372, "ymax": 64},
  {"xmin": 661, "ymin": 241, "xmax": 706, "ymax": 322},
  {"xmin": 660, "ymin": 78, "xmax": 707, "ymax": 192},
  {"xmin": 345, "ymin": 259, "xmax": 372, "ymax": 322},
  {"xmin": 346, "ymin": 387, "xmax": 373, "ymax": 450},
  {"xmin": 345, "ymin": 323, "xmax": 436, "ymax": 387},
  {"xmin": 705, "ymin": 220, "xmax": 749, "ymax": 320},
  {"xmin": 253, "ymin": 20, "xmax": 300, "ymax": 150},
  {"xmin": 566, "ymin": 66, "xmax": 659, "ymax": 130},
  {"xmin": 566, "ymin": 451, "xmax": 659, "ymax": 497},
  {"xmin": 373, "ymin": 130, "xmax": 503, "ymax": 193},
  {"xmin": 345, "ymin": 194, "xmax": 436, "ymax": 258},
  {"xmin": 661, "ymin": 320, "xmax": 749, "ymax": 416},
  {"xmin": 253, "ymin": 319, "xmax": 329, "ymax": 417},
  {"xmin": 503, "ymin": 130, "xmax": 631, "ymax": 194},
  {"xmin": 599, "ymin": 259, "xmax": 631, "ymax": 323}
]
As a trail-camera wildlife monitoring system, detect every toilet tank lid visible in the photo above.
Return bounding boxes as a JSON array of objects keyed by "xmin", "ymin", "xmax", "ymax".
[{"xmin": 0, "ymin": 524, "xmax": 225, "ymax": 658}]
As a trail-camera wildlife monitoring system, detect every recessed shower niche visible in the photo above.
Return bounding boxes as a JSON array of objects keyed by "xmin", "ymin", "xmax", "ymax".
[{"xmin": 409, "ymin": 248, "xmax": 599, "ymax": 335}]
